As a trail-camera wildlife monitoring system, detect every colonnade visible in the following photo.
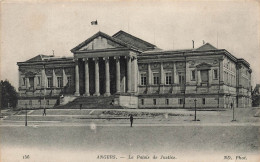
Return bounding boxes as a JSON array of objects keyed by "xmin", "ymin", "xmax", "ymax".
[{"xmin": 74, "ymin": 56, "xmax": 137, "ymax": 96}]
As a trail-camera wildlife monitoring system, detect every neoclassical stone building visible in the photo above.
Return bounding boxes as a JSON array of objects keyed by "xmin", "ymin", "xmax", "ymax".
[{"xmin": 17, "ymin": 30, "xmax": 252, "ymax": 109}]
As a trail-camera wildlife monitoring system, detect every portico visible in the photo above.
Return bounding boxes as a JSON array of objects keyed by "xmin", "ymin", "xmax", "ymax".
[
  {"xmin": 71, "ymin": 31, "xmax": 139, "ymax": 96},
  {"xmin": 73, "ymin": 55, "xmax": 137, "ymax": 96}
]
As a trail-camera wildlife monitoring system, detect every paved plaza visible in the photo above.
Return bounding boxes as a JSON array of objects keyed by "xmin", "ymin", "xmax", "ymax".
[{"xmin": 0, "ymin": 107, "xmax": 260, "ymax": 162}]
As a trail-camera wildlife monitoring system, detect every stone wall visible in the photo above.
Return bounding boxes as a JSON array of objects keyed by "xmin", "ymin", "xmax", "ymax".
[{"xmin": 17, "ymin": 98, "xmax": 58, "ymax": 109}]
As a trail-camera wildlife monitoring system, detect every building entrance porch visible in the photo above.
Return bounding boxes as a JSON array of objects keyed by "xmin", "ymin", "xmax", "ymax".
[{"xmin": 74, "ymin": 55, "xmax": 137, "ymax": 97}]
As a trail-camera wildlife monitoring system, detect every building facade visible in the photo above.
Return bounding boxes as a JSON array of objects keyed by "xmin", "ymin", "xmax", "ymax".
[{"xmin": 17, "ymin": 30, "xmax": 252, "ymax": 109}]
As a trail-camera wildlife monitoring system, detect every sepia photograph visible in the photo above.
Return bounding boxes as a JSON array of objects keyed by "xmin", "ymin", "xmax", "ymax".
[{"xmin": 0, "ymin": 0, "xmax": 260, "ymax": 161}]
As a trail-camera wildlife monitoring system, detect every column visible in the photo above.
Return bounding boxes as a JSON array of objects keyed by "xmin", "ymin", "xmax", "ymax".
[
  {"xmin": 52, "ymin": 69, "xmax": 57, "ymax": 88},
  {"xmin": 84, "ymin": 58, "xmax": 90, "ymax": 96},
  {"xmin": 147, "ymin": 63, "xmax": 152, "ymax": 93},
  {"xmin": 160, "ymin": 62, "xmax": 164, "ymax": 93},
  {"xmin": 132, "ymin": 57, "xmax": 137, "ymax": 93},
  {"xmin": 197, "ymin": 70, "xmax": 201, "ymax": 85},
  {"xmin": 94, "ymin": 57, "xmax": 100, "ymax": 96},
  {"xmin": 41, "ymin": 68, "xmax": 46, "ymax": 88},
  {"xmin": 127, "ymin": 56, "xmax": 132, "ymax": 93},
  {"xmin": 148, "ymin": 64, "xmax": 152, "ymax": 84},
  {"xmin": 173, "ymin": 62, "xmax": 178, "ymax": 84},
  {"xmin": 208, "ymin": 69, "xmax": 212, "ymax": 85},
  {"xmin": 115, "ymin": 57, "xmax": 121, "ymax": 93},
  {"xmin": 62, "ymin": 69, "xmax": 67, "ymax": 88},
  {"xmin": 104, "ymin": 57, "xmax": 110, "ymax": 96},
  {"xmin": 74, "ymin": 59, "xmax": 80, "ymax": 96},
  {"xmin": 160, "ymin": 62, "xmax": 164, "ymax": 84}
]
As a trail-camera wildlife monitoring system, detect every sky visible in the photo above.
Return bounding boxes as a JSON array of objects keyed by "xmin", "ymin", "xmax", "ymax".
[{"xmin": 1, "ymin": 0, "xmax": 260, "ymax": 89}]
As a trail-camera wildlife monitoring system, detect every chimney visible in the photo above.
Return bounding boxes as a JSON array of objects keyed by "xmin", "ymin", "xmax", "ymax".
[
  {"xmin": 203, "ymin": 40, "xmax": 205, "ymax": 44},
  {"xmin": 192, "ymin": 40, "xmax": 194, "ymax": 49}
]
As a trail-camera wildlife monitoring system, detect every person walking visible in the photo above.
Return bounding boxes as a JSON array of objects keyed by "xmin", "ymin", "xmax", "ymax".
[
  {"xmin": 130, "ymin": 114, "xmax": 133, "ymax": 127},
  {"xmin": 43, "ymin": 108, "xmax": 46, "ymax": 116}
]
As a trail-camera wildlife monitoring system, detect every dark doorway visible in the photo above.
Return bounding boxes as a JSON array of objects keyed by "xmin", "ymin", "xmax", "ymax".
[
  {"xmin": 99, "ymin": 59, "xmax": 105, "ymax": 95},
  {"xmin": 89, "ymin": 59, "xmax": 95, "ymax": 95}
]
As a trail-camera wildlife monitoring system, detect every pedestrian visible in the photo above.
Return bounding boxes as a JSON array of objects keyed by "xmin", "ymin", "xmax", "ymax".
[
  {"xmin": 130, "ymin": 114, "xmax": 133, "ymax": 127},
  {"xmin": 230, "ymin": 103, "xmax": 233, "ymax": 109},
  {"xmin": 80, "ymin": 104, "xmax": 82, "ymax": 110},
  {"xmin": 43, "ymin": 108, "xmax": 46, "ymax": 116}
]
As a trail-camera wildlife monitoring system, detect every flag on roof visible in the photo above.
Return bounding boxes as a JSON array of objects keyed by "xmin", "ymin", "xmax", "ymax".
[{"xmin": 91, "ymin": 20, "xmax": 98, "ymax": 25}]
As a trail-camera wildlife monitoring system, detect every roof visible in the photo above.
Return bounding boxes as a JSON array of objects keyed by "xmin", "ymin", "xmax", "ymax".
[
  {"xmin": 71, "ymin": 31, "xmax": 142, "ymax": 53},
  {"xmin": 23, "ymin": 54, "xmax": 73, "ymax": 63},
  {"xmin": 113, "ymin": 30, "xmax": 157, "ymax": 51},
  {"xmin": 25, "ymin": 55, "xmax": 52, "ymax": 62},
  {"xmin": 142, "ymin": 48, "xmax": 194, "ymax": 55},
  {"xmin": 196, "ymin": 43, "xmax": 218, "ymax": 51},
  {"xmin": 142, "ymin": 43, "xmax": 218, "ymax": 55}
]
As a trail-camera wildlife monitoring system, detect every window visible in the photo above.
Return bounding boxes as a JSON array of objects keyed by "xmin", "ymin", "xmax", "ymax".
[
  {"xmin": 179, "ymin": 73, "xmax": 185, "ymax": 85},
  {"xmin": 67, "ymin": 76, "xmax": 72, "ymax": 87},
  {"xmin": 201, "ymin": 70, "xmax": 209, "ymax": 83},
  {"xmin": 37, "ymin": 76, "xmax": 41, "ymax": 85},
  {"xmin": 153, "ymin": 99, "xmax": 156, "ymax": 105},
  {"xmin": 47, "ymin": 77, "xmax": 52, "ymax": 88},
  {"xmin": 165, "ymin": 72, "xmax": 172, "ymax": 85},
  {"xmin": 166, "ymin": 99, "xmax": 169, "ymax": 105},
  {"xmin": 22, "ymin": 77, "xmax": 26, "ymax": 86},
  {"xmin": 57, "ymin": 77, "xmax": 63, "ymax": 88},
  {"xmin": 47, "ymin": 100, "xmax": 49, "ymax": 105},
  {"xmin": 213, "ymin": 69, "xmax": 218, "ymax": 80},
  {"xmin": 191, "ymin": 70, "xmax": 195, "ymax": 81},
  {"xmin": 29, "ymin": 100, "xmax": 32, "ymax": 106},
  {"xmin": 153, "ymin": 73, "xmax": 159, "ymax": 85},
  {"xmin": 141, "ymin": 73, "xmax": 147, "ymax": 85},
  {"xmin": 178, "ymin": 98, "xmax": 183, "ymax": 104},
  {"xmin": 141, "ymin": 99, "xmax": 144, "ymax": 105},
  {"xmin": 202, "ymin": 98, "xmax": 206, "ymax": 105}
]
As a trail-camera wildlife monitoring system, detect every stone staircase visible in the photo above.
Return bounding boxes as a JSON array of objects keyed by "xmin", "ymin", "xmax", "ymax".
[{"xmin": 55, "ymin": 96, "xmax": 122, "ymax": 109}]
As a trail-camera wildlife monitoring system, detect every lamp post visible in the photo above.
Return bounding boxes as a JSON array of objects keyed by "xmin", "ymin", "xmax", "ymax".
[
  {"xmin": 25, "ymin": 103, "xmax": 27, "ymax": 126},
  {"xmin": 193, "ymin": 99, "xmax": 198, "ymax": 121}
]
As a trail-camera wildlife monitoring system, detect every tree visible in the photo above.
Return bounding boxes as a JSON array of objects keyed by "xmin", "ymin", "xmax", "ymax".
[
  {"xmin": 0, "ymin": 80, "xmax": 18, "ymax": 109},
  {"xmin": 252, "ymin": 84, "xmax": 260, "ymax": 107}
]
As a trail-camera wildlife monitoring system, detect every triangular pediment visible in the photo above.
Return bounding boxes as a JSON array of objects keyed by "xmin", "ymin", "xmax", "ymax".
[
  {"xmin": 196, "ymin": 43, "xmax": 217, "ymax": 51},
  {"xmin": 71, "ymin": 31, "xmax": 129, "ymax": 53},
  {"xmin": 78, "ymin": 36, "xmax": 124, "ymax": 51},
  {"xmin": 26, "ymin": 55, "xmax": 44, "ymax": 62}
]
